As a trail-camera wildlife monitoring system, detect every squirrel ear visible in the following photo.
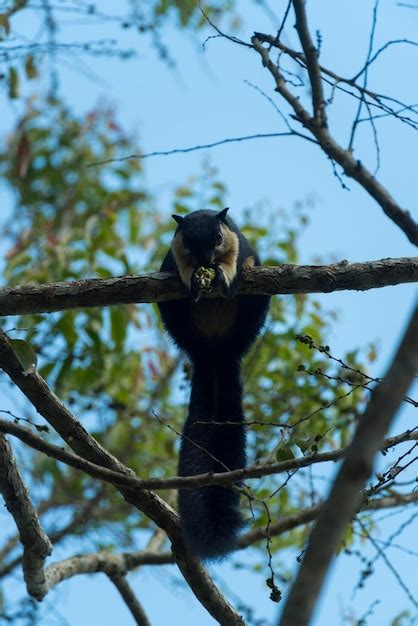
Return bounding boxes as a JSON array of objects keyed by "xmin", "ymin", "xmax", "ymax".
[
  {"xmin": 172, "ymin": 214, "xmax": 184, "ymax": 226},
  {"xmin": 217, "ymin": 207, "xmax": 229, "ymax": 222}
]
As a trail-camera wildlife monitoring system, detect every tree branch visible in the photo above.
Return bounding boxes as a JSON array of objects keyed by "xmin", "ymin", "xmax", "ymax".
[
  {"xmin": 251, "ymin": 35, "xmax": 418, "ymax": 245},
  {"xmin": 4, "ymin": 0, "xmax": 28, "ymax": 19},
  {"xmin": 87, "ymin": 131, "xmax": 298, "ymax": 166},
  {"xmin": 107, "ymin": 573, "xmax": 151, "ymax": 626},
  {"xmin": 1, "ymin": 416, "xmax": 418, "ymax": 492},
  {"xmin": 239, "ymin": 488, "xmax": 418, "ymax": 549},
  {"xmin": 0, "ymin": 434, "xmax": 52, "ymax": 600},
  {"xmin": 0, "ymin": 257, "xmax": 415, "ymax": 317},
  {"xmin": 238, "ymin": 505, "xmax": 319, "ymax": 549},
  {"xmin": 44, "ymin": 549, "xmax": 173, "ymax": 590},
  {"xmin": 292, "ymin": 0, "xmax": 327, "ymax": 126},
  {"xmin": 278, "ymin": 305, "xmax": 418, "ymax": 626},
  {"xmin": 252, "ymin": 31, "xmax": 418, "ymax": 132},
  {"xmin": 0, "ymin": 330, "xmax": 245, "ymax": 626},
  {"xmin": 0, "ymin": 490, "xmax": 107, "ymax": 579},
  {"xmin": 0, "ymin": 495, "xmax": 55, "ymax": 564}
]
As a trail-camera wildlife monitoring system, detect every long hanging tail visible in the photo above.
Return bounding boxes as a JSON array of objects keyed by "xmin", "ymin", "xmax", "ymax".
[{"xmin": 178, "ymin": 354, "xmax": 246, "ymax": 559}]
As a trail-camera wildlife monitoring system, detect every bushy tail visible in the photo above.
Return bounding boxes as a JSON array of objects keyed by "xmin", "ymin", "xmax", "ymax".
[{"xmin": 178, "ymin": 355, "xmax": 246, "ymax": 559}]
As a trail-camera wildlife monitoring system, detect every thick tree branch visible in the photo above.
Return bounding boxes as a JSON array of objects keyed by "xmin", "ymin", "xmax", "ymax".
[
  {"xmin": 0, "ymin": 490, "xmax": 107, "ymax": 579},
  {"xmin": 0, "ymin": 330, "xmax": 245, "ymax": 626},
  {"xmin": 366, "ymin": 491, "xmax": 418, "ymax": 510},
  {"xmin": 35, "ymin": 549, "xmax": 168, "ymax": 625},
  {"xmin": 278, "ymin": 305, "xmax": 418, "ymax": 626},
  {"xmin": 0, "ymin": 434, "xmax": 52, "ymax": 600},
  {"xmin": 0, "ymin": 495, "xmax": 55, "ymax": 564},
  {"xmin": 0, "ymin": 258, "xmax": 415, "ymax": 317},
  {"xmin": 252, "ymin": 35, "xmax": 418, "ymax": 245},
  {"xmin": 44, "ymin": 550, "xmax": 173, "ymax": 589}
]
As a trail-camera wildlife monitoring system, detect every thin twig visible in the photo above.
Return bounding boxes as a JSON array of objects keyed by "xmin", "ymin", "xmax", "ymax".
[
  {"xmin": 86, "ymin": 131, "xmax": 313, "ymax": 167},
  {"xmin": 357, "ymin": 518, "xmax": 418, "ymax": 608},
  {"xmin": 275, "ymin": 0, "xmax": 292, "ymax": 43},
  {"xmin": 348, "ymin": 0, "xmax": 380, "ymax": 152}
]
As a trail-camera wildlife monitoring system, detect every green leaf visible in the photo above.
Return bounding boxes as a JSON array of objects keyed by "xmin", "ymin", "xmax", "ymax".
[
  {"xmin": 4, "ymin": 251, "xmax": 32, "ymax": 277},
  {"xmin": 24, "ymin": 55, "xmax": 37, "ymax": 80},
  {"xmin": 39, "ymin": 362, "xmax": 55, "ymax": 379},
  {"xmin": 276, "ymin": 446, "xmax": 295, "ymax": 462},
  {"xmin": 8, "ymin": 66, "xmax": 19, "ymax": 99},
  {"xmin": 10, "ymin": 338, "xmax": 37, "ymax": 373},
  {"xmin": 128, "ymin": 206, "xmax": 140, "ymax": 244},
  {"xmin": 110, "ymin": 307, "xmax": 127, "ymax": 350},
  {"xmin": 175, "ymin": 186, "xmax": 193, "ymax": 198},
  {"xmin": 295, "ymin": 437, "xmax": 315, "ymax": 454},
  {"xmin": 337, "ymin": 523, "xmax": 354, "ymax": 553},
  {"xmin": 0, "ymin": 14, "xmax": 10, "ymax": 35},
  {"xmin": 55, "ymin": 312, "xmax": 78, "ymax": 349}
]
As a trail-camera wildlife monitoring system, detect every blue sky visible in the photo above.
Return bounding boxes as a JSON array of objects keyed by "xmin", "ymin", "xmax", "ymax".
[{"xmin": 1, "ymin": 1, "xmax": 417, "ymax": 624}]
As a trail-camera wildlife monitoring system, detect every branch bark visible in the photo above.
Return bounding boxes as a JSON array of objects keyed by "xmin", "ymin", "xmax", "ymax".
[
  {"xmin": 0, "ymin": 257, "xmax": 415, "ymax": 317},
  {"xmin": 278, "ymin": 305, "xmax": 418, "ymax": 626},
  {"xmin": 0, "ymin": 434, "xmax": 52, "ymax": 599}
]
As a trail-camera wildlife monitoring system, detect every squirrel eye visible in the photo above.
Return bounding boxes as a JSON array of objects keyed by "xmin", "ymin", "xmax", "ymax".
[{"xmin": 216, "ymin": 232, "xmax": 223, "ymax": 246}]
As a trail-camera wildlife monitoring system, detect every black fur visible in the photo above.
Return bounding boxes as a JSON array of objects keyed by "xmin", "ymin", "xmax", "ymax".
[{"xmin": 158, "ymin": 209, "xmax": 270, "ymax": 559}]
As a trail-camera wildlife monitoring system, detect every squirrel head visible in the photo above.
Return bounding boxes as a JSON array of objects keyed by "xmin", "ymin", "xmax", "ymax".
[{"xmin": 171, "ymin": 208, "xmax": 231, "ymax": 267}]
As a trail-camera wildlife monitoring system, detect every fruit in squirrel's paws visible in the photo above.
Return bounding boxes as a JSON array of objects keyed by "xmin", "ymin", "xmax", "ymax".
[{"xmin": 192, "ymin": 266, "xmax": 216, "ymax": 292}]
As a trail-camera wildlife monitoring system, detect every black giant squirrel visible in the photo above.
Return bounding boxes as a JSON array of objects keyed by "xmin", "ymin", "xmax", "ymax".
[{"xmin": 158, "ymin": 208, "xmax": 270, "ymax": 559}]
